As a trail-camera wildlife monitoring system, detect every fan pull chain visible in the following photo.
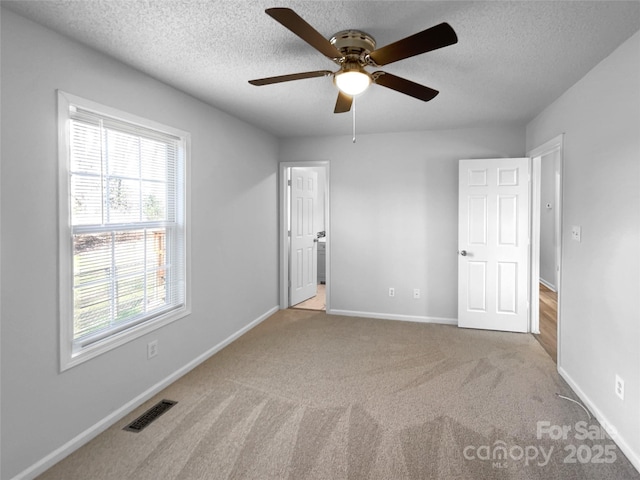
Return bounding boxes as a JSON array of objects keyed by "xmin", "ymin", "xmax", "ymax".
[{"xmin": 352, "ymin": 97, "xmax": 357, "ymax": 143}]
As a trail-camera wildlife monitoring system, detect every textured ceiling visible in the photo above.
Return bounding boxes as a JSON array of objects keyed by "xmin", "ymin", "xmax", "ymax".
[{"xmin": 3, "ymin": 1, "xmax": 640, "ymax": 138}]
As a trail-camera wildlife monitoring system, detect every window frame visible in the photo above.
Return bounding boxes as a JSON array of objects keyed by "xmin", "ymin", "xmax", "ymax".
[{"xmin": 58, "ymin": 91, "xmax": 191, "ymax": 371}]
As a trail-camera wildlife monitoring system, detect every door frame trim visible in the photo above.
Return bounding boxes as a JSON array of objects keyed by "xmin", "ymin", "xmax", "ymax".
[
  {"xmin": 528, "ymin": 134, "xmax": 564, "ymax": 363},
  {"xmin": 279, "ymin": 161, "xmax": 330, "ymax": 310}
]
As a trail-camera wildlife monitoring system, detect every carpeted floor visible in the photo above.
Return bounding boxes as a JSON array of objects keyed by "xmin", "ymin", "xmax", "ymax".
[{"xmin": 37, "ymin": 309, "xmax": 639, "ymax": 479}]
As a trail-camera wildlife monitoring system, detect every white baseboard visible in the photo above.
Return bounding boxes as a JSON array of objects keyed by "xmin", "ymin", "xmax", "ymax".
[
  {"xmin": 539, "ymin": 277, "xmax": 557, "ymax": 292},
  {"xmin": 328, "ymin": 308, "xmax": 458, "ymax": 326},
  {"xmin": 558, "ymin": 366, "xmax": 640, "ymax": 474},
  {"xmin": 12, "ymin": 305, "xmax": 279, "ymax": 480}
]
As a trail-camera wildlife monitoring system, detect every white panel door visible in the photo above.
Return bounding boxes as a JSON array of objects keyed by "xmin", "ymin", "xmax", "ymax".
[
  {"xmin": 290, "ymin": 168, "xmax": 318, "ymax": 306},
  {"xmin": 458, "ymin": 158, "xmax": 530, "ymax": 332}
]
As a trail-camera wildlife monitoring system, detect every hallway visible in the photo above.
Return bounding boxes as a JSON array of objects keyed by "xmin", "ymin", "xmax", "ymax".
[{"xmin": 534, "ymin": 283, "xmax": 558, "ymax": 362}]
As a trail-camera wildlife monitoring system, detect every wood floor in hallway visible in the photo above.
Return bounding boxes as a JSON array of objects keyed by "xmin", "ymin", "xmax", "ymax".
[
  {"xmin": 291, "ymin": 284, "xmax": 326, "ymax": 311},
  {"xmin": 534, "ymin": 283, "xmax": 558, "ymax": 363}
]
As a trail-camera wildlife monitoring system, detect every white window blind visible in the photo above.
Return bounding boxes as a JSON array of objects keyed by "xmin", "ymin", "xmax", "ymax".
[{"xmin": 59, "ymin": 92, "xmax": 189, "ymax": 368}]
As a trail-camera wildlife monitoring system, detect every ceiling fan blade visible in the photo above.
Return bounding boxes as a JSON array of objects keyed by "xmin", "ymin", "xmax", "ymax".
[
  {"xmin": 266, "ymin": 8, "xmax": 343, "ymax": 59},
  {"xmin": 373, "ymin": 71, "xmax": 439, "ymax": 101},
  {"xmin": 368, "ymin": 23, "xmax": 458, "ymax": 66},
  {"xmin": 249, "ymin": 70, "xmax": 332, "ymax": 86},
  {"xmin": 334, "ymin": 91, "xmax": 353, "ymax": 113}
]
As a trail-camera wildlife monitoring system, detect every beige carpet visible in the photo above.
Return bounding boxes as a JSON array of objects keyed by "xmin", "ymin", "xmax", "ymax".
[{"xmin": 38, "ymin": 309, "xmax": 639, "ymax": 479}]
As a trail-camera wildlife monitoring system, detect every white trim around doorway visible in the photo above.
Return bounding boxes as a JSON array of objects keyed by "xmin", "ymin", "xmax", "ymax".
[
  {"xmin": 279, "ymin": 161, "xmax": 330, "ymax": 311},
  {"xmin": 528, "ymin": 134, "xmax": 564, "ymax": 364}
]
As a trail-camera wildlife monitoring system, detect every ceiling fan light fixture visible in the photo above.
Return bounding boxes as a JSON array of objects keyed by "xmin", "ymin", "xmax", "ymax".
[{"xmin": 334, "ymin": 69, "xmax": 371, "ymax": 96}]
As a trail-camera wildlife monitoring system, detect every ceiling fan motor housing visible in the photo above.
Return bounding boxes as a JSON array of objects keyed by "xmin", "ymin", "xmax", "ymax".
[{"xmin": 330, "ymin": 30, "xmax": 377, "ymax": 64}]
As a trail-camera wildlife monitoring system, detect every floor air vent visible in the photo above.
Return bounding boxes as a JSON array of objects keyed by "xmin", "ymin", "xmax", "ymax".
[{"xmin": 123, "ymin": 399, "xmax": 177, "ymax": 432}]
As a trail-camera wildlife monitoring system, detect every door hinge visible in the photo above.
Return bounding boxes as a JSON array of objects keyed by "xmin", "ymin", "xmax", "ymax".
[
  {"xmin": 287, "ymin": 230, "xmax": 291, "ymax": 237},
  {"xmin": 287, "ymin": 179, "xmax": 291, "ymax": 186}
]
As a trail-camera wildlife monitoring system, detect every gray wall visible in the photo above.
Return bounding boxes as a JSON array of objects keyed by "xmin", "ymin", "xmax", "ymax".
[
  {"xmin": 539, "ymin": 149, "xmax": 559, "ymax": 289},
  {"xmin": 526, "ymin": 30, "xmax": 640, "ymax": 468},
  {"xmin": 280, "ymin": 127, "xmax": 525, "ymax": 320},
  {"xmin": 1, "ymin": 9, "xmax": 279, "ymax": 479}
]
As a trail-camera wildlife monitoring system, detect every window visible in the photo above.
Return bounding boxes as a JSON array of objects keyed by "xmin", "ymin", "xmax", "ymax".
[{"xmin": 58, "ymin": 91, "xmax": 190, "ymax": 370}]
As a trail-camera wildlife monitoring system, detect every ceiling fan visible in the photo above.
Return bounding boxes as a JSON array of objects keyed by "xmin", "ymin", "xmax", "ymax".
[{"xmin": 249, "ymin": 8, "xmax": 458, "ymax": 113}]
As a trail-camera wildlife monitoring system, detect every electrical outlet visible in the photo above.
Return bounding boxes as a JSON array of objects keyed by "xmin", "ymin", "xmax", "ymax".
[
  {"xmin": 413, "ymin": 288, "xmax": 421, "ymax": 299},
  {"xmin": 571, "ymin": 225, "xmax": 582, "ymax": 242},
  {"xmin": 388, "ymin": 287, "xmax": 395, "ymax": 297},
  {"xmin": 615, "ymin": 375, "xmax": 624, "ymax": 400},
  {"xmin": 148, "ymin": 340, "xmax": 158, "ymax": 359}
]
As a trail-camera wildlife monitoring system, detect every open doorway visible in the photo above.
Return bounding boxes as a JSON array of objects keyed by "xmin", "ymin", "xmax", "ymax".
[
  {"xmin": 529, "ymin": 135, "xmax": 563, "ymax": 364},
  {"xmin": 279, "ymin": 161, "xmax": 330, "ymax": 312}
]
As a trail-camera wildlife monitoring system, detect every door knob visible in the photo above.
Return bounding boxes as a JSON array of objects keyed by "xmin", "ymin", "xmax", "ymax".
[
  {"xmin": 313, "ymin": 238, "xmax": 318, "ymax": 243},
  {"xmin": 459, "ymin": 250, "xmax": 467, "ymax": 256}
]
